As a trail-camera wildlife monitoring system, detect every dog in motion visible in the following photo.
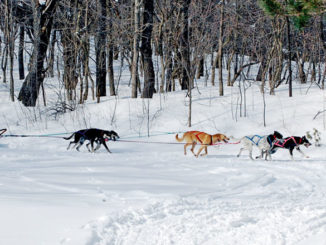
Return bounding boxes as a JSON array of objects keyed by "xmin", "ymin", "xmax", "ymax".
[
  {"xmin": 269, "ymin": 135, "xmax": 311, "ymax": 160},
  {"xmin": 175, "ymin": 131, "xmax": 229, "ymax": 157},
  {"xmin": 64, "ymin": 128, "xmax": 119, "ymax": 153},
  {"xmin": 236, "ymin": 131, "xmax": 283, "ymax": 160}
]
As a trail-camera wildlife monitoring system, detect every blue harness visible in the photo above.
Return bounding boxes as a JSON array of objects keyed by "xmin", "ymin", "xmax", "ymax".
[
  {"xmin": 267, "ymin": 135, "xmax": 274, "ymax": 146},
  {"xmin": 77, "ymin": 129, "xmax": 91, "ymax": 144},
  {"xmin": 245, "ymin": 135, "xmax": 264, "ymax": 146}
]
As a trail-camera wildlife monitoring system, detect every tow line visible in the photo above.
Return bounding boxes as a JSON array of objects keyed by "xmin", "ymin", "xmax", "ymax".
[
  {"xmin": 0, "ymin": 129, "xmax": 240, "ymax": 145},
  {"xmin": 116, "ymin": 139, "xmax": 240, "ymax": 146}
]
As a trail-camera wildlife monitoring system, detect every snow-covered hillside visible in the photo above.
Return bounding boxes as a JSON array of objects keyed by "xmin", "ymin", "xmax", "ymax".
[{"xmin": 0, "ymin": 78, "xmax": 326, "ymax": 244}]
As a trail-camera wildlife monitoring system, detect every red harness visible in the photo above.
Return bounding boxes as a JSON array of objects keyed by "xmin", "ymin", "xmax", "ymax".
[
  {"xmin": 274, "ymin": 136, "xmax": 301, "ymax": 148},
  {"xmin": 190, "ymin": 131, "xmax": 213, "ymax": 145}
]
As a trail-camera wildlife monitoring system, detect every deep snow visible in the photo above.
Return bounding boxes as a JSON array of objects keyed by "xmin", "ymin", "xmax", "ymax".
[{"xmin": 1, "ymin": 73, "xmax": 326, "ymax": 244}]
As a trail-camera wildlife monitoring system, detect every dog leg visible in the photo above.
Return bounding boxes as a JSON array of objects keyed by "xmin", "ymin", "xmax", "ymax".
[
  {"xmin": 237, "ymin": 148, "xmax": 244, "ymax": 157},
  {"xmin": 255, "ymin": 150, "xmax": 264, "ymax": 159},
  {"xmin": 289, "ymin": 148, "xmax": 294, "ymax": 160},
  {"xmin": 94, "ymin": 142, "xmax": 101, "ymax": 152},
  {"xmin": 76, "ymin": 142, "xmax": 83, "ymax": 151},
  {"xmin": 90, "ymin": 140, "xmax": 95, "ymax": 152},
  {"xmin": 184, "ymin": 143, "xmax": 192, "ymax": 155},
  {"xmin": 190, "ymin": 142, "xmax": 197, "ymax": 156},
  {"xmin": 200, "ymin": 146, "xmax": 208, "ymax": 156},
  {"xmin": 196, "ymin": 145, "xmax": 205, "ymax": 157},
  {"xmin": 67, "ymin": 142, "xmax": 75, "ymax": 150},
  {"xmin": 249, "ymin": 150, "xmax": 254, "ymax": 160},
  {"xmin": 93, "ymin": 139, "xmax": 102, "ymax": 152},
  {"xmin": 265, "ymin": 150, "xmax": 272, "ymax": 161},
  {"xmin": 71, "ymin": 142, "xmax": 79, "ymax": 150},
  {"xmin": 102, "ymin": 141, "xmax": 112, "ymax": 153},
  {"xmin": 296, "ymin": 146, "xmax": 309, "ymax": 158},
  {"xmin": 86, "ymin": 143, "xmax": 92, "ymax": 152},
  {"xmin": 264, "ymin": 151, "xmax": 272, "ymax": 161}
]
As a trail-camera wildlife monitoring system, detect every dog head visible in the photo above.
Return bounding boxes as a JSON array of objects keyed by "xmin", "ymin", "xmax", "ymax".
[
  {"xmin": 109, "ymin": 130, "xmax": 120, "ymax": 141},
  {"xmin": 218, "ymin": 134, "xmax": 229, "ymax": 143},
  {"xmin": 301, "ymin": 136, "xmax": 311, "ymax": 148},
  {"xmin": 273, "ymin": 131, "xmax": 283, "ymax": 139},
  {"xmin": 102, "ymin": 130, "xmax": 120, "ymax": 141}
]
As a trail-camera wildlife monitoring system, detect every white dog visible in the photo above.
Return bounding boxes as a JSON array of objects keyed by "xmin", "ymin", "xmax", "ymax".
[{"xmin": 236, "ymin": 131, "xmax": 283, "ymax": 160}]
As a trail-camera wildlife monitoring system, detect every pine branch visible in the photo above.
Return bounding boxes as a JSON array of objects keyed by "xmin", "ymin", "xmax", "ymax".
[{"xmin": 259, "ymin": 0, "xmax": 284, "ymax": 16}]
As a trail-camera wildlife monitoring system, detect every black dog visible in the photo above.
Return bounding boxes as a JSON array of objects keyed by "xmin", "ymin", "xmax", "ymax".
[
  {"xmin": 253, "ymin": 131, "xmax": 283, "ymax": 160},
  {"xmin": 269, "ymin": 136, "xmax": 311, "ymax": 160},
  {"xmin": 64, "ymin": 128, "xmax": 119, "ymax": 153}
]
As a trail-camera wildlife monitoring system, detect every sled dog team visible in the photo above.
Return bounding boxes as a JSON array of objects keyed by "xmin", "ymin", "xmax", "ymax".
[
  {"xmin": 64, "ymin": 128, "xmax": 312, "ymax": 160},
  {"xmin": 175, "ymin": 130, "xmax": 311, "ymax": 160}
]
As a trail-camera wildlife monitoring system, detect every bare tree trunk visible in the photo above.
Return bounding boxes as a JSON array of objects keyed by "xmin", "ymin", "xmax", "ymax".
[
  {"xmin": 160, "ymin": 54, "xmax": 165, "ymax": 93},
  {"xmin": 297, "ymin": 53, "xmax": 306, "ymax": 84},
  {"xmin": 141, "ymin": 0, "xmax": 155, "ymax": 98},
  {"xmin": 62, "ymin": 28, "xmax": 77, "ymax": 101},
  {"xmin": 1, "ymin": 45, "xmax": 8, "ymax": 84},
  {"xmin": 5, "ymin": 0, "xmax": 15, "ymax": 101},
  {"xmin": 18, "ymin": 0, "xmax": 58, "ymax": 107},
  {"xmin": 196, "ymin": 58, "xmax": 204, "ymax": 79},
  {"xmin": 211, "ymin": 51, "xmax": 216, "ymax": 86},
  {"xmin": 107, "ymin": 0, "xmax": 116, "ymax": 96},
  {"xmin": 165, "ymin": 39, "xmax": 173, "ymax": 92},
  {"xmin": 82, "ymin": 0, "xmax": 90, "ymax": 102},
  {"xmin": 96, "ymin": 0, "xmax": 107, "ymax": 100},
  {"xmin": 218, "ymin": 0, "xmax": 225, "ymax": 96},
  {"xmin": 47, "ymin": 30, "xmax": 56, "ymax": 78},
  {"xmin": 286, "ymin": 17, "xmax": 292, "ymax": 97},
  {"xmin": 227, "ymin": 51, "xmax": 235, "ymax": 86},
  {"xmin": 256, "ymin": 57, "xmax": 267, "ymax": 81},
  {"xmin": 180, "ymin": 0, "xmax": 191, "ymax": 90},
  {"xmin": 18, "ymin": 25, "xmax": 25, "ymax": 80},
  {"xmin": 108, "ymin": 45, "xmax": 116, "ymax": 96},
  {"xmin": 131, "ymin": 0, "xmax": 141, "ymax": 98}
]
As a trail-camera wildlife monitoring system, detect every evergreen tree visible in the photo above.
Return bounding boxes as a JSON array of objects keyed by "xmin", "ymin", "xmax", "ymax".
[{"xmin": 259, "ymin": 0, "xmax": 324, "ymax": 29}]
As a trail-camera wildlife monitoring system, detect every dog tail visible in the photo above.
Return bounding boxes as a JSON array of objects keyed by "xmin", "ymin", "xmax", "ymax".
[
  {"xmin": 175, "ymin": 133, "xmax": 185, "ymax": 142},
  {"xmin": 63, "ymin": 133, "xmax": 75, "ymax": 140}
]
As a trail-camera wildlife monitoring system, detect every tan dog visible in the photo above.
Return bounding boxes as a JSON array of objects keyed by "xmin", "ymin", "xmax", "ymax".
[{"xmin": 175, "ymin": 131, "xmax": 230, "ymax": 157}]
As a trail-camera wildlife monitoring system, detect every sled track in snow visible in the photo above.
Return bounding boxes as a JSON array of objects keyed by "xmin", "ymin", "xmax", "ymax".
[
  {"xmin": 85, "ymin": 198, "xmax": 326, "ymax": 245},
  {"xmin": 84, "ymin": 157, "xmax": 326, "ymax": 245}
]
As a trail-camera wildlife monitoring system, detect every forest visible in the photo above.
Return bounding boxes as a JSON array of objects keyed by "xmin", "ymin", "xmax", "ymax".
[{"xmin": 0, "ymin": 0, "xmax": 326, "ymax": 107}]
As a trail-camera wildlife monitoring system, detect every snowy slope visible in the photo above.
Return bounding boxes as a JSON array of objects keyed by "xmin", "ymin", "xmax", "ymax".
[{"xmin": 0, "ymin": 76, "xmax": 326, "ymax": 244}]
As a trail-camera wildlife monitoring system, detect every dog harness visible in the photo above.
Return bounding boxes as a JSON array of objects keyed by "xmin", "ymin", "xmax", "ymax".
[
  {"xmin": 76, "ymin": 129, "xmax": 91, "ymax": 144},
  {"xmin": 267, "ymin": 134, "xmax": 280, "ymax": 146},
  {"xmin": 189, "ymin": 131, "xmax": 214, "ymax": 145},
  {"xmin": 273, "ymin": 137, "xmax": 301, "ymax": 148},
  {"xmin": 245, "ymin": 135, "xmax": 264, "ymax": 146}
]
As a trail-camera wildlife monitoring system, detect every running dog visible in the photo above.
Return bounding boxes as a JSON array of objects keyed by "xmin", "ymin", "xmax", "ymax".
[
  {"xmin": 236, "ymin": 131, "xmax": 283, "ymax": 160},
  {"xmin": 175, "ymin": 131, "xmax": 230, "ymax": 157},
  {"xmin": 269, "ymin": 136, "xmax": 311, "ymax": 160},
  {"xmin": 64, "ymin": 128, "xmax": 119, "ymax": 153}
]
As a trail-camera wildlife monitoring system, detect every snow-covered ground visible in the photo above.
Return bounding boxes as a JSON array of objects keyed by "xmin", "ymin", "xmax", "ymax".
[{"xmin": 1, "ymin": 74, "xmax": 326, "ymax": 244}]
